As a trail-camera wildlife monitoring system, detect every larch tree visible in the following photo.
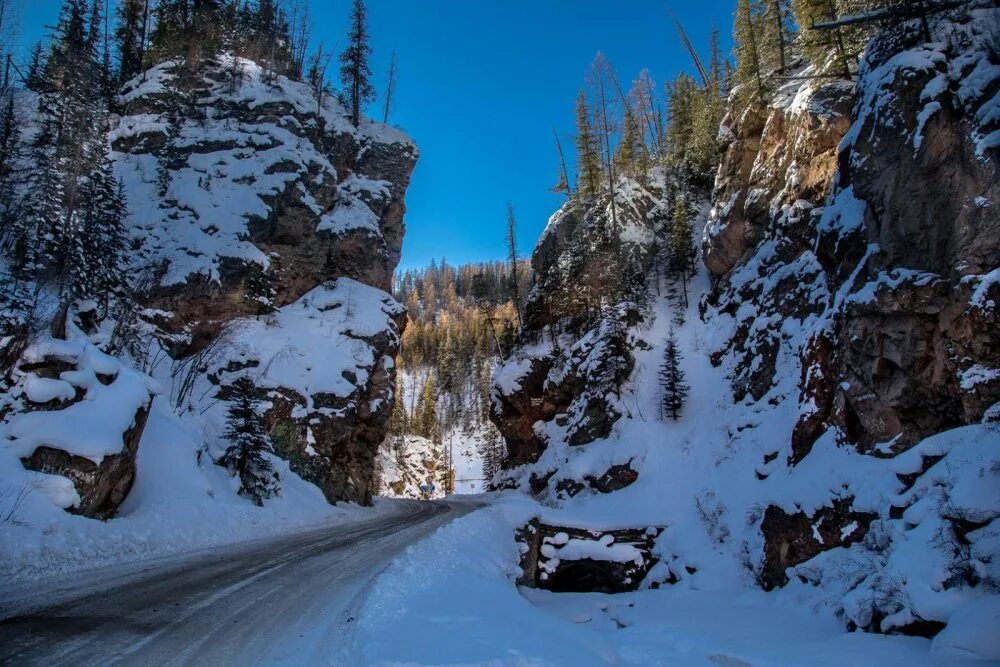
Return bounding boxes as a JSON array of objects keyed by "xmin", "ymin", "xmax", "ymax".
[
  {"xmin": 339, "ymin": 0, "xmax": 375, "ymax": 128},
  {"xmin": 218, "ymin": 376, "xmax": 281, "ymax": 506},
  {"xmin": 659, "ymin": 329, "xmax": 689, "ymax": 421}
]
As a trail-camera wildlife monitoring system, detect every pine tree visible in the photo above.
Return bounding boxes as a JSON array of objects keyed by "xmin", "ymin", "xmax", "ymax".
[
  {"xmin": 670, "ymin": 193, "xmax": 695, "ymax": 309},
  {"xmin": 734, "ymin": 0, "xmax": 768, "ymax": 105},
  {"xmin": 388, "ymin": 372, "xmax": 408, "ymax": 441},
  {"xmin": 244, "ymin": 262, "xmax": 277, "ymax": 318},
  {"xmin": 574, "ymin": 90, "xmax": 602, "ymax": 199},
  {"xmin": 339, "ymin": 0, "xmax": 374, "ymax": 128},
  {"xmin": 0, "ymin": 94, "xmax": 22, "ymax": 235},
  {"xmin": 115, "ymin": 0, "xmax": 150, "ymax": 85},
  {"xmin": 659, "ymin": 329, "xmax": 689, "ymax": 421},
  {"xmin": 217, "ymin": 376, "xmax": 281, "ymax": 506},
  {"xmin": 415, "ymin": 373, "xmax": 438, "ymax": 440},
  {"xmin": 614, "ymin": 108, "xmax": 647, "ymax": 178},
  {"xmin": 24, "ymin": 42, "xmax": 46, "ymax": 91}
]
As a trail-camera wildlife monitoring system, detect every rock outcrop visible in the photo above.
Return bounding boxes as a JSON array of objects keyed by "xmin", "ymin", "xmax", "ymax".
[
  {"xmin": 105, "ymin": 56, "xmax": 417, "ymax": 507},
  {"xmin": 702, "ymin": 4, "xmax": 999, "ymax": 595},
  {"xmin": 490, "ymin": 176, "xmax": 672, "ymax": 493},
  {"xmin": 113, "ymin": 55, "xmax": 417, "ymax": 350}
]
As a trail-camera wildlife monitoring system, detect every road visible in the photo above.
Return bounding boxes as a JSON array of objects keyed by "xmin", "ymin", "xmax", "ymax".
[{"xmin": 0, "ymin": 499, "xmax": 474, "ymax": 666}]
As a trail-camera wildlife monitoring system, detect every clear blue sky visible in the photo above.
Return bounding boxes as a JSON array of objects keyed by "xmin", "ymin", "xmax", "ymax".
[{"xmin": 19, "ymin": 1, "xmax": 736, "ymax": 271}]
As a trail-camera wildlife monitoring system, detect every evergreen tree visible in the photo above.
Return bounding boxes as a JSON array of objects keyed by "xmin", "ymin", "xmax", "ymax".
[
  {"xmin": 659, "ymin": 329, "xmax": 689, "ymax": 421},
  {"xmin": 244, "ymin": 261, "xmax": 277, "ymax": 318},
  {"xmin": 614, "ymin": 108, "xmax": 647, "ymax": 178},
  {"xmin": 0, "ymin": 94, "xmax": 22, "ymax": 235},
  {"xmin": 414, "ymin": 373, "xmax": 439, "ymax": 441},
  {"xmin": 217, "ymin": 376, "xmax": 281, "ymax": 506},
  {"xmin": 388, "ymin": 372, "xmax": 408, "ymax": 442},
  {"xmin": 339, "ymin": 0, "xmax": 374, "ymax": 127},
  {"xmin": 734, "ymin": 0, "xmax": 768, "ymax": 105},
  {"xmin": 670, "ymin": 193, "xmax": 695, "ymax": 309},
  {"xmin": 115, "ymin": 0, "xmax": 150, "ymax": 85},
  {"xmin": 24, "ymin": 42, "xmax": 46, "ymax": 91},
  {"xmin": 574, "ymin": 90, "xmax": 602, "ymax": 199}
]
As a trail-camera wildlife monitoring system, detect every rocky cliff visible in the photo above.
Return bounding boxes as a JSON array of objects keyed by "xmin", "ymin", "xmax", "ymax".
[
  {"xmin": 492, "ymin": 2, "xmax": 998, "ymax": 643},
  {"xmin": 1, "ymin": 54, "xmax": 417, "ymax": 517}
]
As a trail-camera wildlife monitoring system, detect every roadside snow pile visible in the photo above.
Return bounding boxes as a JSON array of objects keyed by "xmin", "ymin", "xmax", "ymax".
[{"xmin": 0, "ymin": 398, "xmax": 392, "ymax": 584}]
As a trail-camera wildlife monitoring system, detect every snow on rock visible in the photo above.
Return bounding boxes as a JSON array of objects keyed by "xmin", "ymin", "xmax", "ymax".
[
  {"xmin": 193, "ymin": 279, "xmax": 406, "ymax": 505},
  {"xmin": 485, "ymin": 1, "xmax": 999, "ymax": 654},
  {"xmin": 112, "ymin": 55, "xmax": 417, "ymax": 336},
  {"xmin": 1, "ymin": 317, "xmax": 157, "ymax": 520},
  {"xmin": 375, "ymin": 435, "xmax": 444, "ymax": 500}
]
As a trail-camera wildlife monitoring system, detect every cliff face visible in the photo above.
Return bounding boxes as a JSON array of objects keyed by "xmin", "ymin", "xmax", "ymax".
[
  {"xmin": 114, "ymin": 56, "xmax": 416, "ymax": 344},
  {"xmin": 1, "ymin": 54, "xmax": 417, "ymax": 518},
  {"xmin": 704, "ymin": 5, "xmax": 1000, "ymax": 460},
  {"xmin": 490, "ymin": 175, "xmax": 671, "ymax": 490},
  {"xmin": 109, "ymin": 55, "xmax": 417, "ymax": 507},
  {"xmin": 491, "ymin": 3, "xmax": 998, "ymax": 642}
]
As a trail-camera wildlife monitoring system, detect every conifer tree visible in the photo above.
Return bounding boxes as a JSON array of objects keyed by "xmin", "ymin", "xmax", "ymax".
[
  {"xmin": 339, "ymin": 0, "xmax": 374, "ymax": 127},
  {"xmin": 388, "ymin": 372, "xmax": 408, "ymax": 442},
  {"xmin": 244, "ymin": 262, "xmax": 277, "ymax": 318},
  {"xmin": 217, "ymin": 376, "xmax": 281, "ymax": 506},
  {"xmin": 415, "ymin": 373, "xmax": 439, "ymax": 440},
  {"xmin": 115, "ymin": 0, "xmax": 150, "ymax": 84},
  {"xmin": 734, "ymin": 0, "xmax": 768, "ymax": 105},
  {"xmin": 574, "ymin": 90, "xmax": 602, "ymax": 199},
  {"xmin": 659, "ymin": 329, "xmax": 689, "ymax": 421},
  {"xmin": 0, "ymin": 94, "xmax": 21, "ymax": 233},
  {"xmin": 670, "ymin": 194, "xmax": 695, "ymax": 309},
  {"xmin": 24, "ymin": 43, "xmax": 46, "ymax": 91},
  {"xmin": 614, "ymin": 108, "xmax": 647, "ymax": 178}
]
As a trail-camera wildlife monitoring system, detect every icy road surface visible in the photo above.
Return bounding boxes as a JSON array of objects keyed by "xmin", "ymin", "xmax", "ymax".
[{"xmin": 0, "ymin": 499, "xmax": 475, "ymax": 666}]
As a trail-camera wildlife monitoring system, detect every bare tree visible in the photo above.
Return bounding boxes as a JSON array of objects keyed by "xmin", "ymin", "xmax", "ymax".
[{"xmin": 382, "ymin": 49, "xmax": 397, "ymax": 124}]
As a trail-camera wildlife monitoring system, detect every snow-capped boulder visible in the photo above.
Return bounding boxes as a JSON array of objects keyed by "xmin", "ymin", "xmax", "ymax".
[{"xmin": 2, "ymin": 313, "xmax": 158, "ymax": 519}]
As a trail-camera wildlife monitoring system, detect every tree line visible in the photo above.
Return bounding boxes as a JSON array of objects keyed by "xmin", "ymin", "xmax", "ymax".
[
  {"xmin": 734, "ymin": 0, "xmax": 892, "ymax": 106},
  {"xmin": 388, "ymin": 258, "xmax": 527, "ymax": 488}
]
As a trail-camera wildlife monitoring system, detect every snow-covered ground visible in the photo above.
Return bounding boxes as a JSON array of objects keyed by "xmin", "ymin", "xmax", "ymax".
[{"xmin": 354, "ymin": 495, "xmax": 994, "ymax": 665}]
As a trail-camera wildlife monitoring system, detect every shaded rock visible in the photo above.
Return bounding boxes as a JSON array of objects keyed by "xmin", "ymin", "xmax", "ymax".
[
  {"xmin": 760, "ymin": 499, "xmax": 876, "ymax": 590},
  {"xmin": 517, "ymin": 519, "xmax": 661, "ymax": 594},
  {"xmin": 20, "ymin": 405, "xmax": 150, "ymax": 520}
]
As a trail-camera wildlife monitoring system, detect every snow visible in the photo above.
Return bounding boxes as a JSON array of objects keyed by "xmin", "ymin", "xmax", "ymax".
[
  {"xmin": 22, "ymin": 375, "xmax": 76, "ymax": 404},
  {"xmin": 208, "ymin": 279, "xmax": 403, "ymax": 406},
  {"xmin": 353, "ymin": 497, "xmax": 971, "ymax": 666},
  {"xmin": 3, "ymin": 324, "xmax": 156, "ymax": 465},
  {"xmin": 0, "ymin": 397, "xmax": 397, "ymax": 584},
  {"xmin": 112, "ymin": 56, "xmax": 414, "ymax": 287}
]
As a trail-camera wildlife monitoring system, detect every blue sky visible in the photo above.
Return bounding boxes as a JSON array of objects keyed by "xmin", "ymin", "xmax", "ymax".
[{"xmin": 19, "ymin": 1, "xmax": 735, "ymax": 270}]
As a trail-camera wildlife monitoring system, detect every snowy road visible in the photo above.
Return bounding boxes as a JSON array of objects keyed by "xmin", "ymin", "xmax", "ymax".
[{"xmin": 0, "ymin": 499, "xmax": 475, "ymax": 666}]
